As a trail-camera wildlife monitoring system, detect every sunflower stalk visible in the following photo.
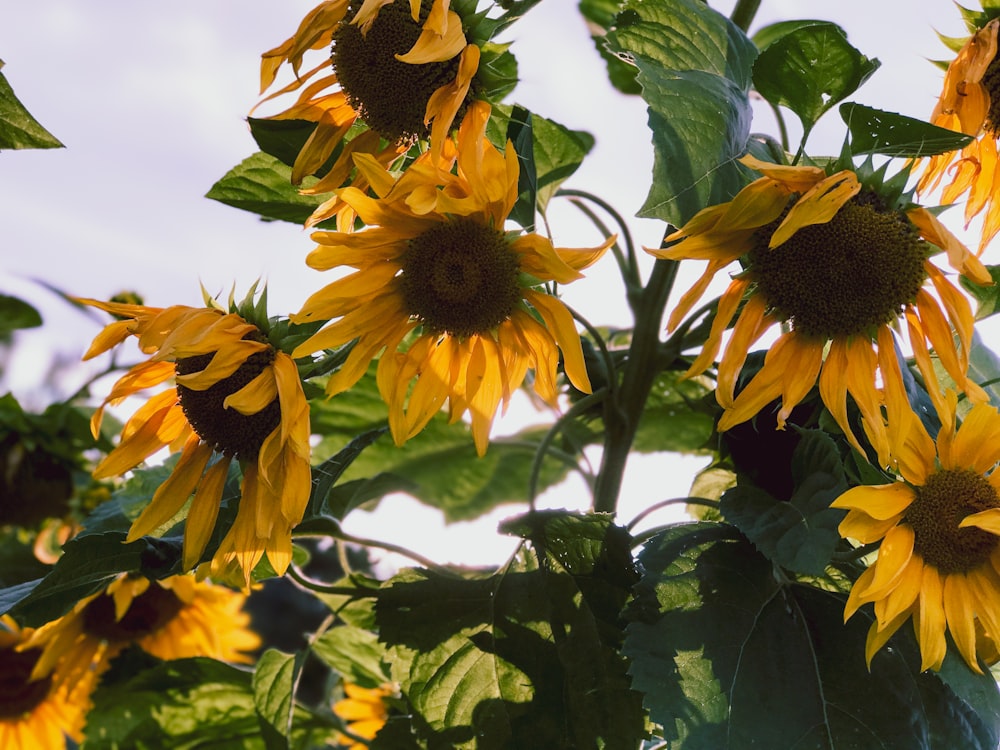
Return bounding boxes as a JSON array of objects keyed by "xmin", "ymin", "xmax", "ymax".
[{"xmin": 593, "ymin": 258, "xmax": 679, "ymax": 513}]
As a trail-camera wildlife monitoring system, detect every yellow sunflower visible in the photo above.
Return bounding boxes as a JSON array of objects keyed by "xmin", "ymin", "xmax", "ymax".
[
  {"xmin": 77, "ymin": 298, "xmax": 311, "ymax": 586},
  {"xmin": 831, "ymin": 392, "xmax": 1000, "ymax": 672},
  {"xmin": 255, "ymin": 0, "xmax": 487, "ymax": 228},
  {"xmin": 22, "ymin": 574, "xmax": 260, "ymax": 691},
  {"xmin": 0, "ymin": 615, "xmax": 94, "ymax": 750},
  {"xmin": 651, "ymin": 154, "xmax": 991, "ymax": 467},
  {"xmin": 333, "ymin": 682, "xmax": 394, "ymax": 749},
  {"xmin": 918, "ymin": 12, "xmax": 1000, "ymax": 254},
  {"xmin": 290, "ymin": 101, "xmax": 613, "ymax": 455}
]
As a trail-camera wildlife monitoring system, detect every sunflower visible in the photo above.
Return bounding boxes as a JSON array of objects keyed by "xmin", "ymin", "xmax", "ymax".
[
  {"xmin": 290, "ymin": 101, "xmax": 613, "ymax": 455},
  {"xmin": 917, "ymin": 9, "xmax": 1000, "ymax": 254},
  {"xmin": 255, "ymin": 0, "xmax": 504, "ymax": 228},
  {"xmin": 0, "ymin": 615, "xmax": 94, "ymax": 750},
  {"xmin": 650, "ymin": 154, "xmax": 991, "ymax": 467},
  {"xmin": 76, "ymin": 297, "xmax": 311, "ymax": 586},
  {"xmin": 831, "ymin": 391, "xmax": 1000, "ymax": 672},
  {"xmin": 333, "ymin": 682, "xmax": 394, "ymax": 749},
  {"xmin": 22, "ymin": 574, "xmax": 260, "ymax": 691}
]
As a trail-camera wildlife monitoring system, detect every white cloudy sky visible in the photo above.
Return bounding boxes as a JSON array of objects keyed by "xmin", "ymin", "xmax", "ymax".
[{"xmin": 0, "ymin": 0, "xmax": 985, "ymax": 567}]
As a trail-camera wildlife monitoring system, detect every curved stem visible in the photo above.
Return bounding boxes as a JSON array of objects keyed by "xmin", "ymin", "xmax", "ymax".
[
  {"xmin": 529, "ymin": 388, "xmax": 608, "ymax": 506},
  {"xmin": 625, "ymin": 496, "xmax": 717, "ymax": 531},
  {"xmin": 294, "ymin": 517, "xmax": 458, "ymax": 576},
  {"xmin": 593, "ymin": 258, "xmax": 679, "ymax": 514},
  {"xmin": 557, "ymin": 188, "xmax": 642, "ymax": 294},
  {"xmin": 287, "ymin": 565, "xmax": 378, "ymax": 598}
]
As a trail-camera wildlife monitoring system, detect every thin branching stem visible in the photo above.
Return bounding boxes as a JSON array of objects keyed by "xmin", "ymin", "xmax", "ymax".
[
  {"xmin": 557, "ymin": 188, "xmax": 642, "ymax": 291},
  {"xmin": 528, "ymin": 388, "xmax": 608, "ymax": 507},
  {"xmin": 626, "ymin": 496, "xmax": 718, "ymax": 531}
]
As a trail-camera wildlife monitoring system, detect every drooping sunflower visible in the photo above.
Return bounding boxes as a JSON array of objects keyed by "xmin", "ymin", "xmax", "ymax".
[
  {"xmin": 291, "ymin": 100, "xmax": 613, "ymax": 455},
  {"xmin": 22, "ymin": 574, "xmax": 260, "ymax": 691},
  {"xmin": 255, "ymin": 0, "xmax": 513, "ymax": 228},
  {"xmin": 333, "ymin": 682, "xmax": 394, "ymax": 749},
  {"xmin": 831, "ymin": 392, "xmax": 1000, "ymax": 672},
  {"xmin": 651, "ymin": 154, "xmax": 991, "ymax": 467},
  {"xmin": 77, "ymin": 296, "xmax": 311, "ymax": 586},
  {"xmin": 917, "ymin": 7, "xmax": 1000, "ymax": 254},
  {"xmin": 0, "ymin": 615, "xmax": 94, "ymax": 750}
]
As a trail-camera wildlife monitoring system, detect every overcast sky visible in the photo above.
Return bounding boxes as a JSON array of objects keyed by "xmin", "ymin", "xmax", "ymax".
[{"xmin": 0, "ymin": 0, "xmax": 983, "ymax": 566}]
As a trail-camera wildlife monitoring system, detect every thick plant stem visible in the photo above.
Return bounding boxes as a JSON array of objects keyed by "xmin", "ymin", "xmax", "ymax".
[
  {"xmin": 730, "ymin": 0, "xmax": 761, "ymax": 32},
  {"xmin": 593, "ymin": 259, "xmax": 678, "ymax": 514}
]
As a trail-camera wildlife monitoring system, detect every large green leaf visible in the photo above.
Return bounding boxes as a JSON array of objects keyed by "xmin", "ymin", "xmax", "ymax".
[
  {"xmin": 0, "ymin": 64, "xmax": 63, "ymax": 149},
  {"xmin": 719, "ymin": 429, "xmax": 847, "ymax": 575},
  {"xmin": 206, "ymin": 152, "xmax": 332, "ymax": 226},
  {"xmin": 0, "ymin": 531, "xmax": 166, "ymax": 626},
  {"xmin": 605, "ymin": 0, "xmax": 756, "ymax": 226},
  {"xmin": 376, "ymin": 512, "xmax": 644, "ymax": 749},
  {"xmin": 624, "ymin": 523, "xmax": 1000, "ymax": 749},
  {"xmin": 608, "ymin": 0, "xmax": 757, "ymax": 89},
  {"xmin": 309, "ymin": 371, "xmax": 576, "ymax": 522},
  {"xmin": 840, "ymin": 103, "xmax": 974, "ymax": 158},
  {"xmin": 312, "ymin": 625, "xmax": 389, "ymax": 689},
  {"xmin": 633, "ymin": 66, "xmax": 753, "ymax": 225},
  {"xmin": 752, "ymin": 22, "xmax": 879, "ymax": 139}
]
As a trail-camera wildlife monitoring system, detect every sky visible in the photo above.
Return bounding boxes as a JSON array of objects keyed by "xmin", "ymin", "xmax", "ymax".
[{"xmin": 0, "ymin": 0, "xmax": 988, "ymax": 568}]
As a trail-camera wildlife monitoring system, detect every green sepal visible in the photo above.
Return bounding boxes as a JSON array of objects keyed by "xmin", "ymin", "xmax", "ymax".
[{"xmin": 0, "ymin": 64, "xmax": 63, "ymax": 149}]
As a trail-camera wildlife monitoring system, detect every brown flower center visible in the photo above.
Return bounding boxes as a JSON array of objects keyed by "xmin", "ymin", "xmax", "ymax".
[
  {"xmin": 979, "ymin": 31, "xmax": 1000, "ymax": 135},
  {"xmin": 906, "ymin": 468, "xmax": 1000, "ymax": 574},
  {"xmin": 82, "ymin": 582, "xmax": 186, "ymax": 642},
  {"xmin": 0, "ymin": 643, "xmax": 52, "ymax": 718},
  {"xmin": 400, "ymin": 218, "xmax": 521, "ymax": 338},
  {"xmin": 748, "ymin": 191, "xmax": 928, "ymax": 340},
  {"xmin": 331, "ymin": 0, "xmax": 466, "ymax": 145},
  {"xmin": 175, "ymin": 331, "xmax": 279, "ymax": 461}
]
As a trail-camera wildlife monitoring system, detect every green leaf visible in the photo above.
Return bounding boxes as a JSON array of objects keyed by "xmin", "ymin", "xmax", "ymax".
[
  {"xmin": 840, "ymin": 102, "xmax": 974, "ymax": 157},
  {"xmin": 206, "ymin": 152, "xmax": 333, "ymax": 226},
  {"xmin": 720, "ymin": 430, "xmax": 847, "ymax": 575},
  {"xmin": 961, "ymin": 263, "xmax": 1000, "ymax": 320},
  {"xmin": 307, "ymin": 426, "xmax": 389, "ymax": 518},
  {"xmin": 624, "ymin": 523, "xmax": 1000, "ymax": 749},
  {"xmin": 312, "ymin": 625, "xmax": 389, "ymax": 688},
  {"xmin": 968, "ymin": 329, "xmax": 1000, "ymax": 408},
  {"xmin": 0, "ymin": 294, "xmax": 42, "ymax": 336},
  {"xmin": 604, "ymin": 0, "xmax": 757, "ymax": 225},
  {"xmin": 253, "ymin": 649, "xmax": 301, "ymax": 750},
  {"xmin": 84, "ymin": 658, "xmax": 262, "ymax": 750},
  {"xmin": 309, "ymin": 370, "xmax": 575, "ymax": 522},
  {"xmin": 752, "ymin": 22, "xmax": 880, "ymax": 137},
  {"xmin": 2, "ymin": 532, "xmax": 158, "ymax": 626},
  {"xmin": 0, "ymin": 67, "xmax": 63, "ymax": 149},
  {"xmin": 376, "ymin": 512, "xmax": 644, "ymax": 749},
  {"xmin": 608, "ymin": 0, "xmax": 758, "ymax": 89},
  {"xmin": 487, "ymin": 105, "xmax": 595, "ymax": 214},
  {"xmin": 751, "ymin": 19, "xmax": 829, "ymax": 51},
  {"xmin": 633, "ymin": 370, "xmax": 714, "ymax": 453},
  {"xmin": 506, "ymin": 105, "xmax": 538, "ymax": 231},
  {"xmin": 247, "ymin": 117, "xmax": 325, "ymax": 172},
  {"xmin": 633, "ymin": 65, "xmax": 753, "ymax": 225},
  {"xmin": 578, "ymin": 0, "xmax": 641, "ymax": 95}
]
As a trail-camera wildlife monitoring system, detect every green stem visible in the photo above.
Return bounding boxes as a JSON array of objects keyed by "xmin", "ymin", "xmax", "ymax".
[
  {"xmin": 592, "ymin": 259, "xmax": 679, "ymax": 514},
  {"xmin": 729, "ymin": 0, "xmax": 762, "ymax": 32},
  {"xmin": 625, "ymin": 496, "xmax": 717, "ymax": 531}
]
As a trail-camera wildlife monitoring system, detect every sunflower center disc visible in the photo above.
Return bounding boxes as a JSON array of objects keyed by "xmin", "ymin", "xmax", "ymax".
[
  {"xmin": 748, "ymin": 193, "xmax": 928, "ymax": 340},
  {"xmin": 0, "ymin": 644, "xmax": 52, "ymax": 717},
  {"xmin": 400, "ymin": 218, "xmax": 521, "ymax": 338},
  {"xmin": 981, "ymin": 41, "xmax": 1000, "ymax": 135},
  {"xmin": 907, "ymin": 468, "xmax": 1000, "ymax": 574},
  {"xmin": 175, "ymin": 332, "xmax": 279, "ymax": 460},
  {"xmin": 82, "ymin": 583, "xmax": 186, "ymax": 642},
  {"xmin": 332, "ymin": 0, "xmax": 464, "ymax": 144}
]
